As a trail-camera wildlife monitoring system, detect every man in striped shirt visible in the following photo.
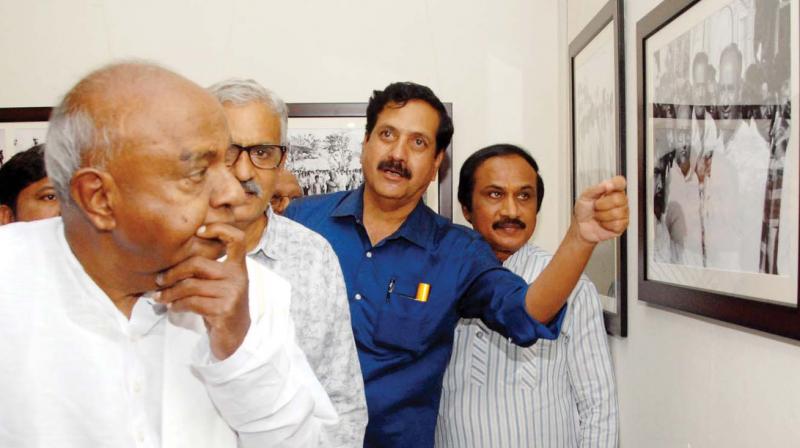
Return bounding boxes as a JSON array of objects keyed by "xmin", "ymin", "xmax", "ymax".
[{"xmin": 436, "ymin": 144, "xmax": 619, "ymax": 447}]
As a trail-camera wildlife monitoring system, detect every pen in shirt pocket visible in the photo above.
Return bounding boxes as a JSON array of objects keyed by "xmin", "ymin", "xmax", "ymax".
[{"xmin": 385, "ymin": 278, "xmax": 396, "ymax": 302}]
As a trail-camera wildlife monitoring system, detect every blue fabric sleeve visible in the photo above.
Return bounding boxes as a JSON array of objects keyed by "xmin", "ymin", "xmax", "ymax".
[{"xmin": 458, "ymin": 239, "xmax": 567, "ymax": 347}]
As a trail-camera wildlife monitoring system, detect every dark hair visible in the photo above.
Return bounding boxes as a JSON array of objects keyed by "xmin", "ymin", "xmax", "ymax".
[
  {"xmin": 0, "ymin": 144, "xmax": 47, "ymax": 212},
  {"xmin": 365, "ymin": 82, "xmax": 454, "ymax": 154},
  {"xmin": 458, "ymin": 144, "xmax": 544, "ymax": 214}
]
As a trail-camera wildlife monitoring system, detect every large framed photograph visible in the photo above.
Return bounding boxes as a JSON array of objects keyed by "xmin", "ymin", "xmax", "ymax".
[
  {"xmin": 287, "ymin": 103, "xmax": 453, "ymax": 219},
  {"xmin": 637, "ymin": 0, "xmax": 800, "ymax": 339},
  {"xmin": 0, "ymin": 108, "xmax": 51, "ymax": 167},
  {"xmin": 569, "ymin": 0, "xmax": 627, "ymax": 336}
]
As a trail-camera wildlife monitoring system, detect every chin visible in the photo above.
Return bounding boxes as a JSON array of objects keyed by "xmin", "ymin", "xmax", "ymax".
[{"xmin": 233, "ymin": 203, "xmax": 265, "ymax": 224}]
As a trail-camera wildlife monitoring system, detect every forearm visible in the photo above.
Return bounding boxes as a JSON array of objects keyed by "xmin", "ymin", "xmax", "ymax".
[{"xmin": 525, "ymin": 222, "xmax": 596, "ymax": 322}]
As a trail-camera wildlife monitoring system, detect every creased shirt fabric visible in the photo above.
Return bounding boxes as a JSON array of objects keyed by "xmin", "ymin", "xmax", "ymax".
[
  {"xmin": 436, "ymin": 243, "xmax": 619, "ymax": 448},
  {"xmin": 0, "ymin": 218, "xmax": 335, "ymax": 448},
  {"xmin": 285, "ymin": 187, "xmax": 566, "ymax": 448},
  {"xmin": 250, "ymin": 207, "xmax": 368, "ymax": 447}
]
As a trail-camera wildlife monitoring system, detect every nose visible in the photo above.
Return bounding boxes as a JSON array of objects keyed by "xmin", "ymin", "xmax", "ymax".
[
  {"xmin": 210, "ymin": 164, "xmax": 246, "ymax": 211},
  {"xmin": 387, "ymin": 138, "xmax": 409, "ymax": 161},
  {"xmin": 500, "ymin": 194, "xmax": 519, "ymax": 218},
  {"xmin": 232, "ymin": 149, "xmax": 256, "ymax": 182}
]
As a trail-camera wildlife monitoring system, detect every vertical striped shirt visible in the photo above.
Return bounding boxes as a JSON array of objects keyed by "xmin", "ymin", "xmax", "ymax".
[{"xmin": 436, "ymin": 243, "xmax": 618, "ymax": 447}]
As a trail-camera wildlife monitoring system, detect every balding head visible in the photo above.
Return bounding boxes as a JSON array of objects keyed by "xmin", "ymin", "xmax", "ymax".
[
  {"xmin": 46, "ymin": 61, "xmax": 245, "ymax": 288},
  {"xmin": 46, "ymin": 62, "xmax": 226, "ymax": 204}
]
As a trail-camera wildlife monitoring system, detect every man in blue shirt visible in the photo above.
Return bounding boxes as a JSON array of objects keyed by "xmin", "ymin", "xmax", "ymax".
[{"xmin": 285, "ymin": 82, "xmax": 629, "ymax": 447}]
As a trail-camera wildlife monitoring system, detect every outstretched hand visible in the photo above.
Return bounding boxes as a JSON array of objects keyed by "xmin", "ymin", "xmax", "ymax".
[
  {"xmin": 154, "ymin": 223, "xmax": 250, "ymax": 360},
  {"xmin": 573, "ymin": 175, "xmax": 629, "ymax": 244}
]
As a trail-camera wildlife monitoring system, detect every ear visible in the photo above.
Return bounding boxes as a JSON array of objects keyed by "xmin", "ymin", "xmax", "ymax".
[
  {"xmin": 430, "ymin": 150, "xmax": 445, "ymax": 181},
  {"xmin": 461, "ymin": 204, "xmax": 472, "ymax": 224},
  {"xmin": 0, "ymin": 205, "xmax": 15, "ymax": 225},
  {"xmin": 70, "ymin": 168, "xmax": 118, "ymax": 231}
]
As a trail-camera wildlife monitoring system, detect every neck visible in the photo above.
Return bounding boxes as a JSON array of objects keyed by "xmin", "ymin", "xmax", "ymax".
[
  {"xmin": 62, "ymin": 213, "xmax": 151, "ymax": 319},
  {"xmin": 361, "ymin": 187, "xmax": 420, "ymax": 245},
  {"xmin": 494, "ymin": 249, "xmax": 513, "ymax": 263},
  {"xmin": 242, "ymin": 212, "xmax": 268, "ymax": 253}
]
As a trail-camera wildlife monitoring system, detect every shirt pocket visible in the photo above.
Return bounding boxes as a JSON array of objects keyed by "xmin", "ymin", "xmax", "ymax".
[
  {"xmin": 372, "ymin": 284, "xmax": 434, "ymax": 357},
  {"xmin": 467, "ymin": 321, "xmax": 539, "ymax": 391}
]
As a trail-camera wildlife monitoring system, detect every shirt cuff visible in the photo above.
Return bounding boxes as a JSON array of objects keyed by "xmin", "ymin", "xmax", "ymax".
[
  {"xmin": 505, "ymin": 287, "xmax": 568, "ymax": 347},
  {"xmin": 190, "ymin": 321, "xmax": 287, "ymax": 385}
]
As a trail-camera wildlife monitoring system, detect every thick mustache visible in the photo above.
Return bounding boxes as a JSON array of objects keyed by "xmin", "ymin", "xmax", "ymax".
[
  {"xmin": 377, "ymin": 159, "xmax": 412, "ymax": 179},
  {"xmin": 493, "ymin": 218, "xmax": 526, "ymax": 230},
  {"xmin": 241, "ymin": 179, "xmax": 263, "ymax": 197}
]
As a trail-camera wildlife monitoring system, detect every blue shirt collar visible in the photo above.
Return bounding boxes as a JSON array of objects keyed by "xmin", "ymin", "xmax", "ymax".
[{"xmin": 330, "ymin": 186, "xmax": 437, "ymax": 249}]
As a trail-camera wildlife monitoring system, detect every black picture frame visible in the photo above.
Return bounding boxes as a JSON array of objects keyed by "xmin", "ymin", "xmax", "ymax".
[
  {"xmin": 287, "ymin": 102, "xmax": 453, "ymax": 219},
  {"xmin": 569, "ymin": 0, "xmax": 627, "ymax": 336},
  {"xmin": 636, "ymin": 0, "xmax": 800, "ymax": 340},
  {"xmin": 0, "ymin": 107, "xmax": 52, "ymax": 166}
]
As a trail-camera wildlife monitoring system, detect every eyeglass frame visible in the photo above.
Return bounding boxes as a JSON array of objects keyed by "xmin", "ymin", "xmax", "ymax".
[{"xmin": 225, "ymin": 143, "xmax": 288, "ymax": 170}]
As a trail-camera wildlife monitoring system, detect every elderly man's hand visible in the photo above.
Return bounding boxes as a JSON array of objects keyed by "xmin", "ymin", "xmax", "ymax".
[
  {"xmin": 572, "ymin": 175, "xmax": 629, "ymax": 244},
  {"xmin": 155, "ymin": 223, "xmax": 250, "ymax": 360}
]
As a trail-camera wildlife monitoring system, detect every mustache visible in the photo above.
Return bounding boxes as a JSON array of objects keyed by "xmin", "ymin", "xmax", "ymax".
[
  {"xmin": 377, "ymin": 159, "xmax": 412, "ymax": 179},
  {"xmin": 492, "ymin": 218, "xmax": 526, "ymax": 230},
  {"xmin": 241, "ymin": 179, "xmax": 263, "ymax": 197}
]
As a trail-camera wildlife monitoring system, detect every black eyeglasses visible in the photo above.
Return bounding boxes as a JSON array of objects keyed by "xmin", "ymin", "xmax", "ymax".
[{"xmin": 225, "ymin": 144, "xmax": 287, "ymax": 170}]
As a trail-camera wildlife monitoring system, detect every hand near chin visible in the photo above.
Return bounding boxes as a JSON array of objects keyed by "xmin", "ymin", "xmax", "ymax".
[
  {"xmin": 572, "ymin": 175, "xmax": 629, "ymax": 244},
  {"xmin": 154, "ymin": 223, "xmax": 250, "ymax": 360}
]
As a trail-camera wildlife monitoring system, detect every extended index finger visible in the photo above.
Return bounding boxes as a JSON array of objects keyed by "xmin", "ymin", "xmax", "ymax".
[{"xmin": 197, "ymin": 222, "xmax": 247, "ymax": 265}]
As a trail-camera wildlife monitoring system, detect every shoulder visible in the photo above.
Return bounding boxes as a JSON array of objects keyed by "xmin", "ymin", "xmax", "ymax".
[
  {"xmin": 431, "ymin": 213, "xmax": 487, "ymax": 248},
  {"xmin": 284, "ymin": 191, "xmax": 348, "ymax": 226},
  {"xmin": 0, "ymin": 218, "xmax": 59, "ymax": 265},
  {"xmin": 0, "ymin": 218, "xmax": 63, "ymax": 300},
  {"xmin": 271, "ymin": 213, "xmax": 338, "ymax": 258}
]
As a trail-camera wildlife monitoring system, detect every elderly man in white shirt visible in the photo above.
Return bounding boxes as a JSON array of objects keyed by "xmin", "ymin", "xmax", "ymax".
[{"xmin": 0, "ymin": 62, "xmax": 334, "ymax": 448}]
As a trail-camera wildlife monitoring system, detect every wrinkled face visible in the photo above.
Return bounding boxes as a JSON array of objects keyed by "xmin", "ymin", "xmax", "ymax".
[
  {"xmin": 222, "ymin": 101, "xmax": 283, "ymax": 228},
  {"xmin": 13, "ymin": 177, "xmax": 60, "ymax": 221},
  {"xmin": 106, "ymin": 89, "xmax": 244, "ymax": 272},
  {"xmin": 362, "ymin": 100, "xmax": 443, "ymax": 206},
  {"xmin": 462, "ymin": 155, "xmax": 538, "ymax": 262}
]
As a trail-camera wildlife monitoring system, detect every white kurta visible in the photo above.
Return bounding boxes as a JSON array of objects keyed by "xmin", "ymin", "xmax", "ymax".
[
  {"xmin": 0, "ymin": 218, "xmax": 337, "ymax": 448},
  {"xmin": 704, "ymin": 122, "xmax": 770, "ymax": 272}
]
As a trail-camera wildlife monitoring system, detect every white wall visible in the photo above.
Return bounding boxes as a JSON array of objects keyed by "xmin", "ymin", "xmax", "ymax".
[
  {"xmin": 0, "ymin": 0, "xmax": 565, "ymax": 252},
  {"xmin": 566, "ymin": 1, "xmax": 800, "ymax": 446}
]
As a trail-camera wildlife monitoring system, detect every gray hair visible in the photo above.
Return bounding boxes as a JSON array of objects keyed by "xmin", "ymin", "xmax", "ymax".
[
  {"xmin": 208, "ymin": 78, "xmax": 289, "ymax": 144},
  {"xmin": 45, "ymin": 61, "xmax": 165, "ymax": 204}
]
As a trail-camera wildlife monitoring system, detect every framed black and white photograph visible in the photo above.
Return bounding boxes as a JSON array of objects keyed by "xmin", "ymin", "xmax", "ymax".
[
  {"xmin": 0, "ymin": 107, "xmax": 50, "ymax": 167},
  {"xmin": 637, "ymin": 0, "xmax": 800, "ymax": 339},
  {"xmin": 287, "ymin": 102, "xmax": 453, "ymax": 218},
  {"xmin": 569, "ymin": 0, "xmax": 627, "ymax": 336}
]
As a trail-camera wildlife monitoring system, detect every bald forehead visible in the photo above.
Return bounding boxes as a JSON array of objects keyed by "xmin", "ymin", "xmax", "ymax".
[{"xmin": 66, "ymin": 63, "xmax": 225, "ymax": 147}]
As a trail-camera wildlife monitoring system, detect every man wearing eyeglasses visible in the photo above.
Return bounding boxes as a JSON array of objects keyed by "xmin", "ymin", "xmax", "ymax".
[{"xmin": 209, "ymin": 79, "xmax": 368, "ymax": 448}]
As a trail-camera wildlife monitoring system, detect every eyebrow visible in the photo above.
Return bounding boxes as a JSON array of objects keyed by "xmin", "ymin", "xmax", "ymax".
[
  {"xmin": 483, "ymin": 183, "xmax": 535, "ymax": 190},
  {"xmin": 179, "ymin": 149, "xmax": 217, "ymax": 163}
]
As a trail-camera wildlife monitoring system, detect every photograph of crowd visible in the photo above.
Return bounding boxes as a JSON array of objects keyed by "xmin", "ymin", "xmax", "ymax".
[
  {"xmin": 650, "ymin": 0, "xmax": 792, "ymax": 276},
  {"xmin": 286, "ymin": 127, "xmax": 364, "ymax": 196}
]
